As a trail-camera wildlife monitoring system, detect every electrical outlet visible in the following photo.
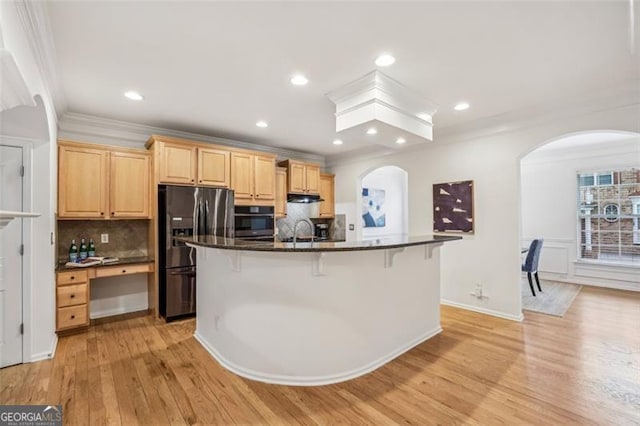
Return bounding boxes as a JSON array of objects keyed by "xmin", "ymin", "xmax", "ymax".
[
  {"xmin": 101, "ymin": 233, "xmax": 109, "ymax": 243},
  {"xmin": 349, "ymin": 224, "xmax": 355, "ymax": 231},
  {"xmin": 470, "ymin": 283, "xmax": 488, "ymax": 300},
  {"xmin": 475, "ymin": 284, "xmax": 483, "ymax": 298}
]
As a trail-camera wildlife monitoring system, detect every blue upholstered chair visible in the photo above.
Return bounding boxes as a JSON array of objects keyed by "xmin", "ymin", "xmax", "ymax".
[{"xmin": 522, "ymin": 239, "xmax": 544, "ymax": 296}]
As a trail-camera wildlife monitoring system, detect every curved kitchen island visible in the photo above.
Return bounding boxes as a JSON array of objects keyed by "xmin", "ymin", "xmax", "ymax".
[{"xmin": 182, "ymin": 234, "xmax": 461, "ymax": 386}]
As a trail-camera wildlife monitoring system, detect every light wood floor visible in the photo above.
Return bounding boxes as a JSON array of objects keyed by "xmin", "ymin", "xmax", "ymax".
[{"xmin": 2, "ymin": 286, "xmax": 639, "ymax": 425}]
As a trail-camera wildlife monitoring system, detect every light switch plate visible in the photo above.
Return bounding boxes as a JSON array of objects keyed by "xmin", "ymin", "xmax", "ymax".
[
  {"xmin": 349, "ymin": 224, "xmax": 355, "ymax": 231},
  {"xmin": 101, "ymin": 233, "xmax": 109, "ymax": 243}
]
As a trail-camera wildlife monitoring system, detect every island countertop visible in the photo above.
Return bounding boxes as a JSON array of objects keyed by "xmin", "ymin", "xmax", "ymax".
[{"xmin": 177, "ymin": 234, "xmax": 461, "ymax": 252}]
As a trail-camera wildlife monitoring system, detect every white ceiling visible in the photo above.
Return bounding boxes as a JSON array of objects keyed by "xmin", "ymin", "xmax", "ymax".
[{"xmin": 46, "ymin": 1, "xmax": 639, "ymax": 156}]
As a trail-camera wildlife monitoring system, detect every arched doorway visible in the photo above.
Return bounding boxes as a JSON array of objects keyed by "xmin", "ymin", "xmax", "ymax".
[
  {"xmin": 519, "ymin": 130, "xmax": 639, "ymax": 310},
  {"xmin": 357, "ymin": 165, "xmax": 409, "ymax": 240}
]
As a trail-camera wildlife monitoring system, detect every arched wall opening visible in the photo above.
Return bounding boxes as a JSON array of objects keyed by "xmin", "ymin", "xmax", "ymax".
[
  {"xmin": 357, "ymin": 165, "xmax": 409, "ymax": 240},
  {"xmin": 519, "ymin": 130, "xmax": 640, "ymax": 291}
]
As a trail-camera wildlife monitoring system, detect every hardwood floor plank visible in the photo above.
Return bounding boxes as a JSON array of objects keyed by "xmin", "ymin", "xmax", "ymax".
[{"xmin": 1, "ymin": 286, "xmax": 638, "ymax": 425}]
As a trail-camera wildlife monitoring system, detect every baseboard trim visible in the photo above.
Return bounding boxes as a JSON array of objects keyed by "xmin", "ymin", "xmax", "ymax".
[
  {"xmin": 441, "ymin": 300, "xmax": 524, "ymax": 322},
  {"xmin": 90, "ymin": 305, "xmax": 149, "ymax": 320},
  {"xmin": 194, "ymin": 326, "xmax": 442, "ymax": 386},
  {"xmin": 91, "ymin": 308, "xmax": 151, "ymax": 325},
  {"xmin": 30, "ymin": 334, "xmax": 57, "ymax": 362},
  {"xmin": 539, "ymin": 275, "xmax": 639, "ymax": 292}
]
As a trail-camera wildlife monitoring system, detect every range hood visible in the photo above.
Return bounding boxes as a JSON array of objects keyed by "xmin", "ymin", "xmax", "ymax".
[{"xmin": 287, "ymin": 194, "xmax": 324, "ymax": 203}]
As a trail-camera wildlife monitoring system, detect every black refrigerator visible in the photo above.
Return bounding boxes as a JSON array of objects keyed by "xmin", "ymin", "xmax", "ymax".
[{"xmin": 158, "ymin": 185, "xmax": 234, "ymax": 320}]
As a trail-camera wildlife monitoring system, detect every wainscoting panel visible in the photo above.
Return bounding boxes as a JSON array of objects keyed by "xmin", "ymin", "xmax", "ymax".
[{"xmin": 523, "ymin": 238, "xmax": 571, "ymax": 275}]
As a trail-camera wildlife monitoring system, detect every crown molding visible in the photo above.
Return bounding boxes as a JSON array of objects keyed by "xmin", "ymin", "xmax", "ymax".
[
  {"xmin": 13, "ymin": 0, "xmax": 67, "ymax": 121},
  {"xmin": 58, "ymin": 112, "xmax": 326, "ymax": 165},
  {"xmin": 435, "ymin": 81, "xmax": 640, "ymax": 144},
  {"xmin": 326, "ymin": 82, "xmax": 640, "ymax": 168}
]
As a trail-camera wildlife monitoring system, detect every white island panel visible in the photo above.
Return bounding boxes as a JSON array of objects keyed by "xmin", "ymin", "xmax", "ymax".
[{"xmin": 193, "ymin": 243, "xmax": 443, "ymax": 386}]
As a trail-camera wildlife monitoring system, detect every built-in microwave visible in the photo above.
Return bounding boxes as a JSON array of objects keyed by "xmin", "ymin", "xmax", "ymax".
[{"xmin": 234, "ymin": 205, "xmax": 275, "ymax": 240}]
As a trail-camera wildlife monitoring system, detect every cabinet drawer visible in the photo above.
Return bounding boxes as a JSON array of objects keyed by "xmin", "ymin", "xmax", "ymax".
[
  {"xmin": 57, "ymin": 305, "xmax": 88, "ymax": 330},
  {"xmin": 57, "ymin": 270, "xmax": 88, "ymax": 286},
  {"xmin": 95, "ymin": 263, "xmax": 151, "ymax": 278},
  {"xmin": 57, "ymin": 284, "xmax": 88, "ymax": 307}
]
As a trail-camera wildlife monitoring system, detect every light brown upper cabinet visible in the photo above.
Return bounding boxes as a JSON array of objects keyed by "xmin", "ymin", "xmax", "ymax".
[
  {"xmin": 278, "ymin": 160, "xmax": 321, "ymax": 195},
  {"xmin": 318, "ymin": 173, "xmax": 335, "ymax": 218},
  {"xmin": 159, "ymin": 142, "xmax": 197, "ymax": 185},
  {"xmin": 275, "ymin": 167, "xmax": 287, "ymax": 218},
  {"xmin": 58, "ymin": 144, "xmax": 108, "ymax": 218},
  {"xmin": 109, "ymin": 151, "xmax": 150, "ymax": 218},
  {"xmin": 198, "ymin": 147, "xmax": 230, "ymax": 187},
  {"xmin": 147, "ymin": 136, "xmax": 231, "ymax": 188},
  {"xmin": 146, "ymin": 135, "xmax": 276, "ymax": 204},
  {"xmin": 231, "ymin": 152, "xmax": 276, "ymax": 205},
  {"xmin": 58, "ymin": 140, "xmax": 151, "ymax": 219}
]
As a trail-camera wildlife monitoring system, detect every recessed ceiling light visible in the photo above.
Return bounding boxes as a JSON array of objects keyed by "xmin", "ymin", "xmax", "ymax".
[
  {"xmin": 291, "ymin": 74, "xmax": 309, "ymax": 86},
  {"xmin": 454, "ymin": 102, "xmax": 470, "ymax": 111},
  {"xmin": 366, "ymin": 128, "xmax": 378, "ymax": 135},
  {"xmin": 333, "ymin": 139, "xmax": 343, "ymax": 145},
  {"xmin": 375, "ymin": 54, "xmax": 395, "ymax": 67},
  {"xmin": 124, "ymin": 91, "xmax": 143, "ymax": 101},
  {"xmin": 256, "ymin": 120, "xmax": 268, "ymax": 128},
  {"xmin": 395, "ymin": 137, "xmax": 406, "ymax": 145}
]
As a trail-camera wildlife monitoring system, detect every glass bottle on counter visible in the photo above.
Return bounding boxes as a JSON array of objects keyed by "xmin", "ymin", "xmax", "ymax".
[
  {"xmin": 69, "ymin": 239, "xmax": 78, "ymax": 263},
  {"xmin": 79, "ymin": 238, "xmax": 88, "ymax": 260},
  {"xmin": 88, "ymin": 239, "xmax": 96, "ymax": 257}
]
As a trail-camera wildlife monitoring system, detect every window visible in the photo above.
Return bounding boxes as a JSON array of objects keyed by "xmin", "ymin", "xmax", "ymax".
[
  {"xmin": 577, "ymin": 168, "xmax": 640, "ymax": 265},
  {"xmin": 603, "ymin": 204, "xmax": 619, "ymax": 222},
  {"xmin": 578, "ymin": 171, "xmax": 613, "ymax": 187}
]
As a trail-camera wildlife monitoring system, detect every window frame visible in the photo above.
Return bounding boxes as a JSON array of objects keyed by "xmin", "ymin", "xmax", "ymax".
[{"xmin": 576, "ymin": 168, "xmax": 639, "ymax": 265}]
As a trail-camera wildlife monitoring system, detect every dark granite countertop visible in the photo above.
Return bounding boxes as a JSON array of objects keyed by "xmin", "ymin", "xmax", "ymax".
[
  {"xmin": 177, "ymin": 235, "xmax": 461, "ymax": 253},
  {"xmin": 56, "ymin": 256, "xmax": 154, "ymax": 271}
]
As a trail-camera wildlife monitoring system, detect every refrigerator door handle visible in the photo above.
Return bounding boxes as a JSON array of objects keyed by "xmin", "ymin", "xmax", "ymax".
[{"xmin": 205, "ymin": 198, "xmax": 210, "ymax": 234}]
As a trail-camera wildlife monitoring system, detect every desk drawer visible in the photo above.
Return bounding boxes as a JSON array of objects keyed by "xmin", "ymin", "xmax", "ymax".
[
  {"xmin": 57, "ymin": 283, "xmax": 88, "ymax": 307},
  {"xmin": 95, "ymin": 263, "xmax": 151, "ymax": 278},
  {"xmin": 57, "ymin": 304, "xmax": 88, "ymax": 330},
  {"xmin": 57, "ymin": 270, "xmax": 88, "ymax": 286}
]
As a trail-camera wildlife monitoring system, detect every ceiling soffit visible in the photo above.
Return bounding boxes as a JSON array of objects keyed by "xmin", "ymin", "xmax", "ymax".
[{"xmin": 327, "ymin": 71, "xmax": 438, "ymax": 148}]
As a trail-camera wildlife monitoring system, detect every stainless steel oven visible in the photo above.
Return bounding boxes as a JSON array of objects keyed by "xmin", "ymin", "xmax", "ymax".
[{"xmin": 234, "ymin": 205, "xmax": 275, "ymax": 239}]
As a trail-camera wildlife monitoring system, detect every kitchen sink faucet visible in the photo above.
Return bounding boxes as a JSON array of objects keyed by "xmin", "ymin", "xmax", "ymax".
[{"xmin": 293, "ymin": 219, "xmax": 314, "ymax": 244}]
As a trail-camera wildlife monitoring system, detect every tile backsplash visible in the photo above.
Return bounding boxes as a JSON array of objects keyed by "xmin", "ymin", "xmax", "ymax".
[
  {"xmin": 57, "ymin": 220, "xmax": 149, "ymax": 262},
  {"xmin": 276, "ymin": 203, "xmax": 346, "ymax": 241}
]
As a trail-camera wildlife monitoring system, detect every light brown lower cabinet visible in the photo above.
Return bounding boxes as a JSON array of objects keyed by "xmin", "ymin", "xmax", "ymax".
[{"xmin": 55, "ymin": 262, "xmax": 153, "ymax": 333}]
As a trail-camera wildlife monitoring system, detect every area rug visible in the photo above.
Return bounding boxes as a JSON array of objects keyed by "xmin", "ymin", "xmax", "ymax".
[{"xmin": 521, "ymin": 279, "xmax": 582, "ymax": 317}]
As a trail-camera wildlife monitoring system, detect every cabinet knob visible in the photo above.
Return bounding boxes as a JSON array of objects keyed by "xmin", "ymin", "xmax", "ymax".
[
  {"xmin": 71, "ymin": 315, "xmax": 75, "ymax": 319},
  {"xmin": 256, "ymin": 194, "xmax": 260, "ymax": 198},
  {"xmin": 122, "ymin": 269, "xmax": 126, "ymax": 274},
  {"xmin": 191, "ymin": 179, "xmax": 195, "ymax": 182},
  {"xmin": 111, "ymin": 212, "xmax": 115, "ymax": 215},
  {"xmin": 100, "ymin": 212, "xmax": 104, "ymax": 216},
  {"xmin": 70, "ymin": 276, "xmax": 75, "ymax": 280},
  {"xmin": 199, "ymin": 180, "xmax": 202, "ymax": 183},
  {"xmin": 70, "ymin": 294, "xmax": 75, "ymax": 298}
]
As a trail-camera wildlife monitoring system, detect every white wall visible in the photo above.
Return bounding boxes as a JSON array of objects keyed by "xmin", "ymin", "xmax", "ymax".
[
  {"xmin": 1, "ymin": 1, "xmax": 59, "ymax": 361},
  {"xmin": 329, "ymin": 105, "xmax": 640, "ymax": 321},
  {"xmin": 361, "ymin": 166, "xmax": 408, "ymax": 239},
  {"xmin": 89, "ymin": 275, "xmax": 149, "ymax": 318},
  {"xmin": 521, "ymin": 137, "xmax": 640, "ymax": 291}
]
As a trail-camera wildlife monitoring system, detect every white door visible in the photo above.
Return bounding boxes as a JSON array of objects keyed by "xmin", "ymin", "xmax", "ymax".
[{"xmin": 0, "ymin": 145, "xmax": 24, "ymax": 368}]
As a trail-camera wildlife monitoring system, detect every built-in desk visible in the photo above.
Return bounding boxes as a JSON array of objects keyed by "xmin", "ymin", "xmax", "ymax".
[{"xmin": 55, "ymin": 257, "xmax": 154, "ymax": 333}]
